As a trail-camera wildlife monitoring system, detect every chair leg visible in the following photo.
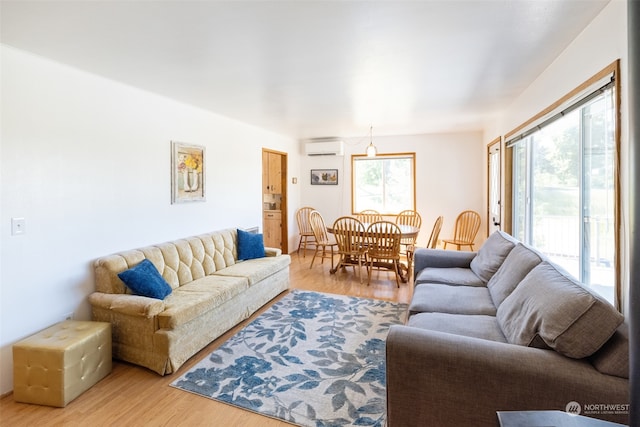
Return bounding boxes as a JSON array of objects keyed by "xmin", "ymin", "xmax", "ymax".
[
  {"xmin": 393, "ymin": 260, "xmax": 400, "ymax": 288},
  {"xmin": 297, "ymin": 236, "xmax": 304, "ymax": 254},
  {"xmin": 310, "ymin": 246, "xmax": 320, "ymax": 269},
  {"xmin": 331, "ymin": 256, "xmax": 341, "ymax": 274},
  {"xmin": 406, "ymin": 251, "xmax": 413, "ymax": 275}
]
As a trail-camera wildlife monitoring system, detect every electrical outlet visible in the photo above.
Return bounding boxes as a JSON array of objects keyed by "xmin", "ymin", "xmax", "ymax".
[
  {"xmin": 63, "ymin": 312, "xmax": 73, "ymax": 321},
  {"xmin": 11, "ymin": 218, "xmax": 26, "ymax": 236}
]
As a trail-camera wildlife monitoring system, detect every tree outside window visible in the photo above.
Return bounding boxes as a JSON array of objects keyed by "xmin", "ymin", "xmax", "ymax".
[{"xmin": 351, "ymin": 153, "xmax": 415, "ymax": 215}]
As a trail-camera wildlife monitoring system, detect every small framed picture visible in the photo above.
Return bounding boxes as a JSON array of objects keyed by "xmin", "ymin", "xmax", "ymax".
[
  {"xmin": 311, "ymin": 169, "xmax": 338, "ymax": 185},
  {"xmin": 171, "ymin": 141, "xmax": 206, "ymax": 203}
]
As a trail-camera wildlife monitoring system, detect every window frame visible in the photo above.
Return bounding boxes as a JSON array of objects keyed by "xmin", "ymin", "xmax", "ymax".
[
  {"xmin": 503, "ymin": 60, "xmax": 621, "ymax": 310},
  {"xmin": 350, "ymin": 152, "xmax": 417, "ymax": 215}
]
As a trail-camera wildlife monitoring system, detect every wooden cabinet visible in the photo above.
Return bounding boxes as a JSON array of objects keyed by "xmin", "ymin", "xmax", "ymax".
[
  {"xmin": 263, "ymin": 151, "xmax": 282, "ymax": 194},
  {"xmin": 263, "ymin": 211, "xmax": 282, "ymax": 248}
]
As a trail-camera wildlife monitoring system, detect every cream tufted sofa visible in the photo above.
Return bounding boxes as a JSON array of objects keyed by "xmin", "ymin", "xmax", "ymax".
[{"xmin": 88, "ymin": 228, "xmax": 290, "ymax": 375}]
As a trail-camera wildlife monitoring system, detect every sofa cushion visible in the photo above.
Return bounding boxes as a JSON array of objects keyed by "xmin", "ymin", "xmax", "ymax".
[
  {"xmin": 409, "ymin": 284, "xmax": 496, "ymax": 316},
  {"xmin": 117, "ymin": 259, "xmax": 172, "ymax": 300},
  {"xmin": 237, "ymin": 228, "xmax": 266, "ymax": 260},
  {"xmin": 157, "ymin": 275, "xmax": 249, "ymax": 329},
  {"xmin": 407, "ymin": 313, "xmax": 507, "ymax": 343},
  {"xmin": 413, "ymin": 248, "xmax": 476, "ymax": 269},
  {"xmin": 589, "ymin": 323, "xmax": 629, "ymax": 378},
  {"xmin": 469, "ymin": 231, "xmax": 518, "ymax": 283},
  {"xmin": 94, "ymin": 229, "xmax": 238, "ymax": 294},
  {"xmin": 496, "ymin": 262, "xmax": 624, "ymax": 358},
  {"xmin": 415, "ymin": 267, "xmax": 485, "ymax": 287},
  {"xmin": 487, "ymin": 243, "xmax": 544, "ymax": 307},
  {"xmin": 213, "ymin": 254, "xmax": 291, "ymax": 285}
]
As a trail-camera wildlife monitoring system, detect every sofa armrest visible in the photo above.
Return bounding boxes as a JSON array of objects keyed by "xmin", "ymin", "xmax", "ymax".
[
  {"xmin": 412, "ymin": 248, "xmax": 476, "ymax": 278},
  {"xmin": 386, "ymin": 325, "xmax": 629, "ymax": 427},
  {"xmin": 88, "ymin": 292, "xmax": 165, "ymax": 318},
  {"xmin": 264, "ymin": 247, "xmax": 282, "ymax": 257}
]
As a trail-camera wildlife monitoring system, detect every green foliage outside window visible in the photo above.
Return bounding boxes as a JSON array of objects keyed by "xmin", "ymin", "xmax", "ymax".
[{"xmin": 352, "ymin": 154, "xmax": 415, "ymax": 214}]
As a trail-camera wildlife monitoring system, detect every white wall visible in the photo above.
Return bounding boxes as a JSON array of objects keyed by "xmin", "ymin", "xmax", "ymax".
[
  {"xmin": 483, "ymin": 0, "xmax": 630, "ymax": 312},
  {"xmin": 300, "ymin": 132, "xmax": 485, "ymax": 248},
  {"xmin": 0, "ymin": 45, "xmax": 299, "ymax": 394}
]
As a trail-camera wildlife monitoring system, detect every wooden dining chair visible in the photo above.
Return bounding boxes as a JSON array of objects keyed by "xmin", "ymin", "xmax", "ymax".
[
  {"xmin": 355, "ymin": 209, "xmax": 383, "ymax": 224},
  {"xmin": 366, "ymin": 221, "xmax": 402, "ymax": 287},
  {"xmin": 395, "ymin": 209, "xmax": 422, "ymax": 254},
  {"xmin": 406, "ymin": 215, "xmax": 443, "ymax": 275},
  {"xmin": 426, "ymin": 216, "xmax": 444, "ymax": 249},
  {"xmin": 442, "ymin": 210, "xmax": 481, "ymax": 250},
  {"xmin": 332, "ymin": 216, "xmax": 368, "ymax": 283},
  {"xmin": 295, "ymin": 207, "xmax": 316, "ymax": 256},
  {"xmin": 308, "ymin": 210, "xmax": 338, "ymax": 270}
]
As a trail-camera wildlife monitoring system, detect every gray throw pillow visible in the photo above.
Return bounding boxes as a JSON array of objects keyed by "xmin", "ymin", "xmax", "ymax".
[
  {"xmin": 496, "ymin": 261, "xmax": 623, "ymax": 359},
  {"xmin": 469, "ymin": 231, "xmax": 518, "ymax": 283},
  {"xmin": 487, "ymin": 243, "xmax": 543, "ymax": 307}
]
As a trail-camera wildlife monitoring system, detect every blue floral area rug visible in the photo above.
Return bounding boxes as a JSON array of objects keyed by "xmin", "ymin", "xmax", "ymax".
[{"xmin": 171, "ymin": 290, "xmax": 407, "ymax": 427}]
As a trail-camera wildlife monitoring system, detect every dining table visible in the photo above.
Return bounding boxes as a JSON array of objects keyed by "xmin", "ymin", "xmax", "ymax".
[{"xmin": 326, "ymin": 223, "xmax": 420, "ymax": 283}]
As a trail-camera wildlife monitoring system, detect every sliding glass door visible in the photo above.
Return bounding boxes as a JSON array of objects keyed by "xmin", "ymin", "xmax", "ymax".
[
  {"xmin": 512, "ymin": 86, "xmax": 616, "ymax": 303},
  {"xmin": 582, "ymin": 92, "xmax": 616, "ymax": 298}
]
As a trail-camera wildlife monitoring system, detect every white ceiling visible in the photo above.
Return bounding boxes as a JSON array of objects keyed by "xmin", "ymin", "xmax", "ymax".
[{"xmin": 1, "ymin": 0, "xmax": 610, "ymax": 140}]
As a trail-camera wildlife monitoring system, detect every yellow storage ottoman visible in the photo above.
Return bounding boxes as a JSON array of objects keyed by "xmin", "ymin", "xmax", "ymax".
[{"xmin": 13, "ymin": 320, "xmax": 112, "ymax": 407}]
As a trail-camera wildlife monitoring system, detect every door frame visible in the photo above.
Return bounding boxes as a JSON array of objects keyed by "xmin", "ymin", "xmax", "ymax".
[
  {"xmin": 262, "ymin": 148, "xmax": 288, "ymax": 253},
  {"xmin": 487, "ymin": 137, "xmax": 502, "ymax": 236}
]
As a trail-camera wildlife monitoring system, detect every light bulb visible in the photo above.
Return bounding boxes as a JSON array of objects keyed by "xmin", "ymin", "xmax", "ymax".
[{"xmin": 366, "ymin": 142, "xmax": 377, "ymax": 157}]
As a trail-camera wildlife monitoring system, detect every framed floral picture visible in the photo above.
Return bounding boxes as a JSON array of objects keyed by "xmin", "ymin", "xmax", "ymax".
[
  {"xmin": 311, "ymin": 169, "xmax": 338, "ymax": 185},
  {"xmin": 171, "ymin": 141, "xmax": 205, "ymax": 203}
]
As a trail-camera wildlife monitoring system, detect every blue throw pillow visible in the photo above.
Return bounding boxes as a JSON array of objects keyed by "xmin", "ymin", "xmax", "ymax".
[
  {"xmin": 237, "ymin": 228, "xmax": 266, "ymax": 260},
  {"xmin": 117, "ymin": 259, "xmax": 172, "ymax": 300}
]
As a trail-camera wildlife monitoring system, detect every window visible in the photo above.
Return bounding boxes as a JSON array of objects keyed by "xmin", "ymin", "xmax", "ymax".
[
  {"xmin": 506, "ymin": 62, "xmax": 620, "ymax": 307},
  {"xmin": 351, "ymin": 153, "xmax": 416, "ymax": 215}
]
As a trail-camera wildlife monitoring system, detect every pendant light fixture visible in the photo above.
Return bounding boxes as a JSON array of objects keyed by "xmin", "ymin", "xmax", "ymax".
[{"xmin": 366, "ymin": 125, "xmax": 377, "ymax": 157}]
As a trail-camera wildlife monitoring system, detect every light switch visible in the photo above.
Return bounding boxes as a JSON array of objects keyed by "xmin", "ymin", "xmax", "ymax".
[{"xmin": 11, "ymin": 218, "xmax": 26, "ymax": 236}]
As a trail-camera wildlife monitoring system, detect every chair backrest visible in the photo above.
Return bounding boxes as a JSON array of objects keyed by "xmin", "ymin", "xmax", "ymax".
[
  {"xmin": 356, "ymin": 210, "xmax": 383, "ymax": 224},
  {"xmin": 332, "ymin": 216, "xmax": 365, "ymax": 254},
  {"xmin": 396, "ymin": 210, "xmax": 422, "ymax": 245},
  {"xmin": 453, "ymin": 210, "xmax": 481, "ymax": 244},
  {"xmin": 396, "ymin": 210, "xmax": 422, "ymax": 228},
  {"xmin": 367, "ymin": 221, "xmax": 401, "ymax": 258},
  {"xmin": 296, "ymin": 207, "xmax": 315, "ymax": 235},
  {"xmin": 427, "ymin": 216, "xmax": 444, "ymax": 249},
  {"xmin": 309, "ymin": 210, "xmax": 330, "ymax": 244}
]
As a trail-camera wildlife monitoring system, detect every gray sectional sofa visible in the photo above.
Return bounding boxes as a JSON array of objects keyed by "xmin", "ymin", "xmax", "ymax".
[{"xmin": 386, "ymin": 231, "xmax": 629, "ymax": 426}]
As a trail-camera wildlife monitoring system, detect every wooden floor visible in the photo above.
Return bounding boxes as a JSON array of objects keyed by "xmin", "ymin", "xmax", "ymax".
[{"xmin": 0, "ymin": 250, "xmax": 414, "ymax": 426}]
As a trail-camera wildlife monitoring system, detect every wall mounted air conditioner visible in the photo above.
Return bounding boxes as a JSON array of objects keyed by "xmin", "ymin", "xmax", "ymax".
[{"xmin": 304, "ymin": 140, "xmax": 344, "ymax": 156}]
